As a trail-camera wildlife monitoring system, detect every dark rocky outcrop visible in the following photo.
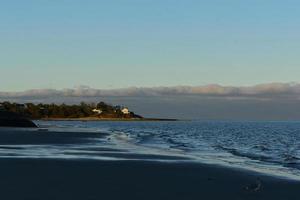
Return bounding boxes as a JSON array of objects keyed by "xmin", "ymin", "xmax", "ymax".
[{"xmin": 0, "ymin": 111, "xmax": 37, "ymax": 128}]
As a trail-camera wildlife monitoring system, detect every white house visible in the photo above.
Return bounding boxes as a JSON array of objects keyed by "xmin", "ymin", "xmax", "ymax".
[
  {"xmin": 121, "ymin": 107, "xmax": 130, "ymax": 115},
  {"xmin": 92, "ymin": 108, "xmax": 102, "ymax": 114}
]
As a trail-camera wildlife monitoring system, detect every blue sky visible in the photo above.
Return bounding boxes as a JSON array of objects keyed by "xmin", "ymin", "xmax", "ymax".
[{"xmin": 1, "ymin": 0, "xmax": 300, "ymax": 91}]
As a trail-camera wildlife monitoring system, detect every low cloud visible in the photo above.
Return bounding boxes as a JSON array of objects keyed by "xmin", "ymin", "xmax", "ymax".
[
  {"xmin": 1, "ymin": 83, "xmax": 300, "ymax": 120},
  {"xmin": 0, "ymin": 82, "xmax": 300, "ymax": 99}
]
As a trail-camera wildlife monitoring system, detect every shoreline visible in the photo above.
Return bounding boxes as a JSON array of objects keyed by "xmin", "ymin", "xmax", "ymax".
[
  {"xmin": 39, "ymin": 117, "xmax": 178, "ymax": 121},
  {"xmin": 0, "ymin": 158, "xmax": 299, "ymax": 200}
]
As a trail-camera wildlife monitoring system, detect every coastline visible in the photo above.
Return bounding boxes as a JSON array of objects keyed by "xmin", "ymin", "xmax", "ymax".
[
  {"xmin": 0, "ymin": 158, "xmax": 299, "ymax": 200},
  {"xmin": 40, "ymin": 117, "xmax": 178, "ymax": 121}
]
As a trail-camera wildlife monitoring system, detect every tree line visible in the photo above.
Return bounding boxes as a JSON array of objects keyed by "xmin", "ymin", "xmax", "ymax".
[{"xmin": 0, "ymin": 101, "xmax": 142, "ymax": 119}]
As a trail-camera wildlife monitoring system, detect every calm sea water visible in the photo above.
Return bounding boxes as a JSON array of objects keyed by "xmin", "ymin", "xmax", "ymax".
[{"xmin": 0, "ymin": 120, "xmax": 300, "ymax": 180}]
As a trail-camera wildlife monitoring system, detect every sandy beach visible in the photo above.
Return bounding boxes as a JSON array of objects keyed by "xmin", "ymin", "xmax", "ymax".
[
  {"xmin": 0, "ymin": 121, "xmax": 299, "ymax": 200},
  {"xmin": 0, "ymin": 158, "xmax": 299, "ymax": 200}
]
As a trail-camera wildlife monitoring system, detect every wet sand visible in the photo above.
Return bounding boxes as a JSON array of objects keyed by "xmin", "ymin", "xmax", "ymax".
[
  {"xmin": 0, "ymin": 127, "xmax": 299, "ymax": 200},
  {"xmin": 0, "ymin": 158, "xmax": 299, "ymax": 200}
]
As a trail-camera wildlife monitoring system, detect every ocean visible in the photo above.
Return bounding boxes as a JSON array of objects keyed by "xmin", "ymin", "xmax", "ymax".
[{"xmin": 0, "ymin": 120, "xmax": 300, "ymax": 180}]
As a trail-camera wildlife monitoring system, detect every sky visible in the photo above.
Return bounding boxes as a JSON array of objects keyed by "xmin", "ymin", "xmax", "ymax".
[{"xmin": 1, "ymin": 0, "xmax": 300, "ymax": 91}]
